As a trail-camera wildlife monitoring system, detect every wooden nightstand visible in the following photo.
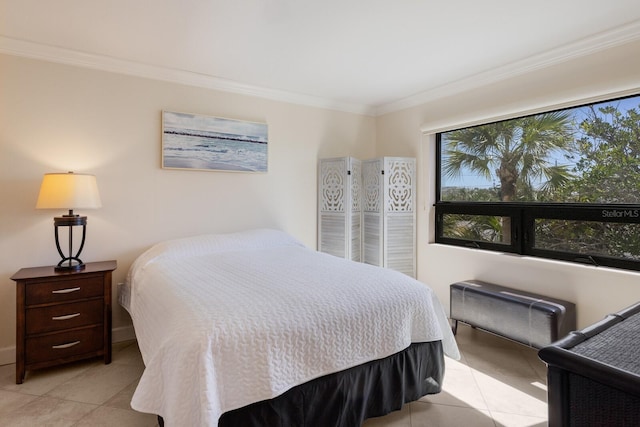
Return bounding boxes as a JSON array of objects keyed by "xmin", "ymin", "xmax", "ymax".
[{"xmin": 10, "ymin": 260, "xmax": 117, "ymax": 384}]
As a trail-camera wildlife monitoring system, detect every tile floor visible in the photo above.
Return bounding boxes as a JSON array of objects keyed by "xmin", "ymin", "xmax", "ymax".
[
  {"xmin": 363, "ymin": 324, "xmax": 548, "ymax": 427},
  {"xmin": 0, "ymin": 324, "xmax": 548, "ymax": 426}
]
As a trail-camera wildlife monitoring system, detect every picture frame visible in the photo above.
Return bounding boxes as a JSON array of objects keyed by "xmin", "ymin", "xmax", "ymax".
[{"xmin": 162, "ymin": 110, "xmax": 268, "ymax": 172}]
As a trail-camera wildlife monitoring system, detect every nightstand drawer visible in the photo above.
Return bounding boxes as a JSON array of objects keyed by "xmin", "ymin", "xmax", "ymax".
[
  {"xmin": 25, "ymin": 276, "xmax": 104, "ymax": 305},
  {"xmin": 12, "ymin": 261, "xmax": 116, "ymax": 384},
  {"xmin": 25, "ymin": 326, "xmax": 104, "ymax": 365},
  {"xmin": 26, "ymin": 300, "xmax": 104, "ymax": 334}
]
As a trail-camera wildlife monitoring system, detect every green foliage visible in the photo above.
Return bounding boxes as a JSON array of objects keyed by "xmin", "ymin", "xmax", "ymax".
[
  {"xmin": 440, "ymin": 99, "xmax": 640, "ymax": 260},
  {"xmin": 440, "ymin": 186, "xmax": 500, "ymax": 202},
  {"xmin": 442, "ymin": 111, "xmax": 574, "ymax": 202},
  {"xmin": 561, "ymin": 104, "xmax": 640, "ymax": 203},
  {"xmin": 535, "ymin": 220, "xmax": 640, "ymax": 260},
  {"xmin": 556, "ymin": 103, "xmax": 640, "ymax": 259},
  {"xmin": 442, "ymin": 214, "xmax": 504, "ymax": 243},
  {"xmin": 441, "ymin": 101, "xmax": 640, "ymax": 204}
]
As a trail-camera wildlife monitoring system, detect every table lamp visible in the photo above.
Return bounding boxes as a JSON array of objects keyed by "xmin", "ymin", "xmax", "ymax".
[{"xmin": 36, "ymin": 172, "xmax": 102, "ymax": 271}]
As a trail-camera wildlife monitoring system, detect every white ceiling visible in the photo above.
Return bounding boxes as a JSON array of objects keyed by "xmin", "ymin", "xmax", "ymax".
[{"xmin": 2, "ymin": 0, "xmax": 640, "ymax": 115}]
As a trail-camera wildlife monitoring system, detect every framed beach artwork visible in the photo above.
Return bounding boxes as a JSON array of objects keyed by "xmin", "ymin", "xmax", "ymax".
[{"xmin": 162, "ymin": 111, "xmax": 268, "ymax": 172}]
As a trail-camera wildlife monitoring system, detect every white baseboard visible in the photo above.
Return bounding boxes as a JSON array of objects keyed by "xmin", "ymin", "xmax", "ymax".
[{"xmin": 0, "ymin": 326, "xmax": 137, "ymax": 367}]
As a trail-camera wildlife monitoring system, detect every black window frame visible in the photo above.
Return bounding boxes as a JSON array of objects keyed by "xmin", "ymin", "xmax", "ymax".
[{"xmin": 434, "ymin": 99, "xmax": 640, "ymax": 272}]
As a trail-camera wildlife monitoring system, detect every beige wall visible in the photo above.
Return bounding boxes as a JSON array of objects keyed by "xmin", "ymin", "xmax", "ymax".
[
  {"xmin": 2, "ymin": 37, "xmax": 640, "ymax": 365},
  {"xmin": 0, "ymin": 54, "xmax": 376, "ymax": 363},
  {"xmin": 376, "ymin": 39, "xmax": 640, "ymax": 328}
]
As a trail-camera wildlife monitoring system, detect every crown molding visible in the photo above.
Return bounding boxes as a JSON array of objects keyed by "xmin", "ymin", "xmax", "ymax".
[
  {"xmin": 0, "ymin": 36, "xmax": 376, "ymax": 116},
  {"xmin": 2, "ymin": 19, "xmax": 639, "ymax": 118},
  {"xmin": 376, "ymin": 19, "xmax": 640, "ymax": 116}
]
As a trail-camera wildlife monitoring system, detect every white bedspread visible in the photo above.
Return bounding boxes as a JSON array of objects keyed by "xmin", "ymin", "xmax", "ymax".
[{"xmin": 123, "ymin": 229, "xmax": 459, "ymax": 426}]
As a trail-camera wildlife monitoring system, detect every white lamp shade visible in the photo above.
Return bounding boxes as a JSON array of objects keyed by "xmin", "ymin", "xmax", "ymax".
[{"xmin": 36, "ymin": 172, "xmax": 102, "ymax": 210}]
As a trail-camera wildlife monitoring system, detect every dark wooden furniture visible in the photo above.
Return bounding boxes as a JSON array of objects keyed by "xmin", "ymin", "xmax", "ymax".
[
  {"xmin": 539, "ymin": 302, "xmax": 640, "ymax": 426},
  {"xmin": 11, "ymin": 260, "xmax": 116, "ymax": 384},
  {"xmin": 450, "ymin": 280, "xmax": 576, "ymax": 349}
]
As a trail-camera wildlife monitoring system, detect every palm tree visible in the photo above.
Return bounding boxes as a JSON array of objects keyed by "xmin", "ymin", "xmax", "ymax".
[
  {"xmin": 443, "ymin": 213, "xmax": 503, "ymax": 242},
  {"xmin": 442, "ymin": 111, "xmax": 574, "ymax": 241},
  {"xmin": 443, "ymin": 111, "xmax": 574, "ymax": 201}
]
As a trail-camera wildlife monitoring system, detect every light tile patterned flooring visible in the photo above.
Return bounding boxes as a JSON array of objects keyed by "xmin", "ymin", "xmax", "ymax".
[{"xmin": 0, "ymin": 324, "xmax": 548, "ymax": 426}]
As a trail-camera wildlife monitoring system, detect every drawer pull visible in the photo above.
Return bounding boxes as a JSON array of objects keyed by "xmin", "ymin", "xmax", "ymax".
[
  {"xmin": 52, "ymin": 341, "xmax": 81, "ymax": 349},
  {"xmin": 51, "ymin": 287, "xmax": 81, "ymax": 294},
  {"xmin": 52, "ymin": 313, "xmax": 81, "ymax": 321}
]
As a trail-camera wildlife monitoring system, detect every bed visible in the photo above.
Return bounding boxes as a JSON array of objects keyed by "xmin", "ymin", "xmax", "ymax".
[{"xmin": 120, "ymin": 229, "xmax": 459, "ymax": 426}]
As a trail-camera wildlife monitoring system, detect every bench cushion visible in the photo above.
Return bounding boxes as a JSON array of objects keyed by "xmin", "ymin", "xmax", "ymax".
[{"xmin": 450, "ymin": 280, "xmax": 576, "ymax": 349}]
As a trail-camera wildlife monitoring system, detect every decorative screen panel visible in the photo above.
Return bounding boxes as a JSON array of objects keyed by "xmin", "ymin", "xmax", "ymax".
[
  {"xmin": 384, "ymin": 214, "xmax": 415, "ymax": 277},
  {"xmin": 363, "ymin": 213, "xmax": 382, "ymax": 266},
  {"xmin": 385, "ymin": 158, "xmax": 415, "ymax": 213},
  {"xmin": 350, "ymin": 213, "xmax": 362, "ymax": 261},
  {"xmin": 363, "ymin": 160, "xmax": 382, "ymax": 213},
  {"xmin": 320, "ymin": 159, "xmax": 346, "ymax": 212},
  {"xmin": 318, "ymin": 157, "xmax": 362, "ymax": 262},
  {"xmin": 351, "ymin": 160, "xmax": 362, "ymax": 212},
  {"xmin": 320, "ymin": 157, "xmax": 415, "ymax": 275},
  {"xmin": 319, "ymin": 213, "xmax": 347, "ymax": 258}
]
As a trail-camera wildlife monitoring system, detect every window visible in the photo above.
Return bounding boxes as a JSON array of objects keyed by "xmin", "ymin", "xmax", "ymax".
[{"xmin": 435, "ymin": 94, "xmax": 640, "ymax": 271}]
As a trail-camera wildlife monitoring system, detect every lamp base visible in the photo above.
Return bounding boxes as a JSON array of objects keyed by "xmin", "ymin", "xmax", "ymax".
[
  {"xmin": 55, "ymin": 258, "xmax": 85, "ymax": 272},
  {"xmin": 53, "ymin": 214, "xmax": 88, "ymax": 272}
]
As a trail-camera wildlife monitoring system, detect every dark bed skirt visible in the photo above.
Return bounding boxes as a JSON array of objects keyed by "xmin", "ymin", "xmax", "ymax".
[{"xmin": 158, "ymin": 341, "xmax": 444, "ymax": 427}]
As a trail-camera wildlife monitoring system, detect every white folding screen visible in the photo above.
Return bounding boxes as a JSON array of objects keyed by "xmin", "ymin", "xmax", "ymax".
[
  {"xmin": 363, "ymin": 157, "xmax": 416, "ymax": 278},
  {"xmin": 318, "ymin": 157, "xmax": 362, "ymax": 261},
  {"xmin": 318, "ymin": 156, "xmax": 415, "ymax": 277}
]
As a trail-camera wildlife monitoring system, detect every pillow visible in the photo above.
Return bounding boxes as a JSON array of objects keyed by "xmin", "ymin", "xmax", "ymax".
[{"xmin": 129, "ymin": 228, "xmax": 304, "ymax": 276}]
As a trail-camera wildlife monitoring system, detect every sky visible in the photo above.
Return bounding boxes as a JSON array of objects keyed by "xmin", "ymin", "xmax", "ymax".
[{"xmin": 163, "ymin": 111, "xmax": 268, "ymax": 141}]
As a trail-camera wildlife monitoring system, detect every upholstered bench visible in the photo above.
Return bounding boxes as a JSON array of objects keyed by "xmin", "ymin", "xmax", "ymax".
[{"xmin": 450, "ymin": 280, "xmax": 576, "ymax": 349}]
